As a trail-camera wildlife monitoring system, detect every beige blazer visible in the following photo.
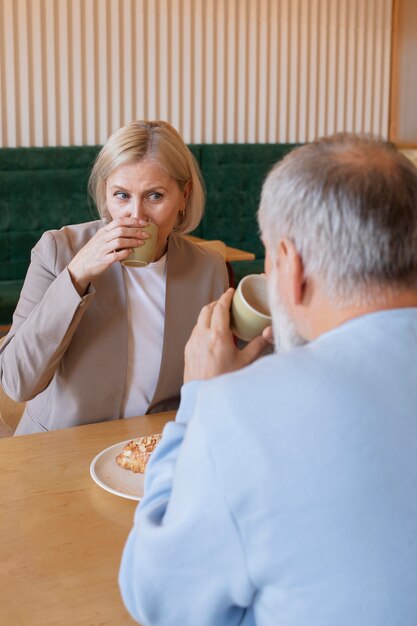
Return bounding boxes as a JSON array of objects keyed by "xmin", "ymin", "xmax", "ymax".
[{"xmin": 0, "ymin": 221, "xmax": 228, "ymax": 434}]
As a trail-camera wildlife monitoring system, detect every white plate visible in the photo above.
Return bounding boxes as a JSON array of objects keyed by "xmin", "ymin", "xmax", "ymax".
[{"xmin": 90, "ymin": 440, "xmax": 145, "ymax": 501}]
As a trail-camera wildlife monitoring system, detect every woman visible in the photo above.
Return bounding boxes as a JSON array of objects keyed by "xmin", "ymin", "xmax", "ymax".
[{"xmin": 0, "ymin": 120, "xmax": 228, "ymax": 434}]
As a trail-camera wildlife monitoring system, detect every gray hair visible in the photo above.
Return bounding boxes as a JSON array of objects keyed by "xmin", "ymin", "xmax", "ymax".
[
  {"xmin": 259, "ymin": 133, "xmax": 417, "ymax": 305},
  {"xmin": 89, "ymin": 120, "xmax": 205, "ymax": 233}
]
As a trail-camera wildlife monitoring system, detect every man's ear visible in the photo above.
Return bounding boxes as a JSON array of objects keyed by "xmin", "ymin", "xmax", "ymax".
[{"xmin": 278, "ymin": 238, "xmax": 305, "ymax": 306}]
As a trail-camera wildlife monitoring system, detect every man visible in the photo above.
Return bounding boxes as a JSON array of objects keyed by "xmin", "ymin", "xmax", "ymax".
[{"xmin": 119, "ymin": 134, "xmax": 417, "ymax": 625}]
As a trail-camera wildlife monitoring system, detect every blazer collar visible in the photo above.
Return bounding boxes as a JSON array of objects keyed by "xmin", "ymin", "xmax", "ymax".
[
  {"xmin": 93, "ymin": 258, "xmax": 129, "ymax": 418},
  {"xmin": 149, "ymin": 234, "xmax": 190, "ymax": 411}
]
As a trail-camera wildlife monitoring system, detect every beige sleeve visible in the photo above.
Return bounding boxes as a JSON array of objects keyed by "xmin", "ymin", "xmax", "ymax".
[{"xmin": 0, "ymin": 231, "xmax": 94, "ymax": 402}]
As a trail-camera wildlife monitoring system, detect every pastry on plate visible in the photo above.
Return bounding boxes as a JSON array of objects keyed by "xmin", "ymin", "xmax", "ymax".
[{"xmin": 116, "ymin": 433, "xmax": 162, "ymax": 473}]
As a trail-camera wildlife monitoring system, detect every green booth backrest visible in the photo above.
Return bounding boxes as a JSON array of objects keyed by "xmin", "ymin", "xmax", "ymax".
[
  {"xmin": 200, "ymin": 144, "xmax": 299, "ymax": 258},
  {"xmin": 0, "ymin": 146, "xmax": 99, "ymax": 281},
  {"xmin": 0, "ymin": 143, "xmax": 298, "ymax": 323},
  {"xmin": 0, "ymin": 145, "xmax": 202, "ymax": 282}
]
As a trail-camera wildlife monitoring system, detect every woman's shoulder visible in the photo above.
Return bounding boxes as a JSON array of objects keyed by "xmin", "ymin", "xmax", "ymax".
[
  {"xmin": 168, "ymin": 234, "xmax": 229, "ymax": 290},
  {"xmin": 36, "ymin": 220, "xmax": 101, "ymax": 256},
  {"xmin": 169, "ymin": 233, "xmax": 226, "ymax": 267},
  {"xmin": 47, "ymin": 220, "xmax": 101, "ymax": 244}
]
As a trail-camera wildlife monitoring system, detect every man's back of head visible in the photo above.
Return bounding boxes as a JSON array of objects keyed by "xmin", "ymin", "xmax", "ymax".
[
  {"xmin": 119, "ymin": 132, "xmax": 417, "ymax": 626},
  {"xmin": 259, "ymin": 133, "xmax": 417, "ymax": 307}
]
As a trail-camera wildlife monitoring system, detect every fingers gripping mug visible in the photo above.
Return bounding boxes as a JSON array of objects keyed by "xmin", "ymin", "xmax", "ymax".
[{"xmin": 121, "ymin": 223, "xmax": 159, "ymax": 268}]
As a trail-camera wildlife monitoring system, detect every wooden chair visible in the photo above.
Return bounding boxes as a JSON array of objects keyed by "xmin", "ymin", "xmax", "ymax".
[{"xmin": 0, "ymin": 337, "xmax": 26, "ymax": 437}]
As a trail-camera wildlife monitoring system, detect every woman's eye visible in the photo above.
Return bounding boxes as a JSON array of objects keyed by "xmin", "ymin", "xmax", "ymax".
[
  {"xmin": 148, "ymin": 192, "xmax": 163, "ymax": 201},
  {"xmin": 114, "ymin": 191, "xmax": 129, "ymax": 200}
]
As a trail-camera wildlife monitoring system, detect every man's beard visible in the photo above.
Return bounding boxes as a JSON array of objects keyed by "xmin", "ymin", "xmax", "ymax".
[{"xmin": 267, "ymin": 269, "xmax": 307, "ymax": 353}]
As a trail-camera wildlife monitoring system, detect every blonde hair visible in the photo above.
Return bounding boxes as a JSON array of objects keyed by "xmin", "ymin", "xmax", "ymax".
[{"xmin": 88, "ymin": 120, "xmax": 205, "ymax": 233}]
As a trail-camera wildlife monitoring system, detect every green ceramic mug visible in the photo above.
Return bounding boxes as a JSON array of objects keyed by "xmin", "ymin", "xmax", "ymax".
[
  {"xmin": 121, "ymin": 222, "xmax": 159, "ymax": 268},
  {"xmin": 231, "ymin": 274, "xmax": 272, "ymax": 341}
]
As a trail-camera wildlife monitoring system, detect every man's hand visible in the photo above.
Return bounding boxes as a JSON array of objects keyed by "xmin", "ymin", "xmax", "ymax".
[{"xmin": 184, "ymin": 288, "xmax": 273, "ymax": 383}]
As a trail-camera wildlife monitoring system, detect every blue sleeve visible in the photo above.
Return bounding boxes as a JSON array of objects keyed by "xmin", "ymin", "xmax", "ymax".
[{"xmin": 119, "ymin": 381, "xmax": 255, "ymax": 626}]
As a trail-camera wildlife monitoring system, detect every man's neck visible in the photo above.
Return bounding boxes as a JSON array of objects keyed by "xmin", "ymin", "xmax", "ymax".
[{"xmin": 307, "ymin": 289, "xmax": 417, "ymax": 341}]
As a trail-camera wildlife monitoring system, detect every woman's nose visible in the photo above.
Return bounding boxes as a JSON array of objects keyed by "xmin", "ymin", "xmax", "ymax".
[{"xmin": 130, "ymin": 200, "xmax": 145, "ymax": 220}]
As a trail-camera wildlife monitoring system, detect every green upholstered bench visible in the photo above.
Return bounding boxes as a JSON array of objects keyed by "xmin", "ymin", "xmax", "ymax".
[
  {"xmin": 0, "ymin": 146, "xmax": 100, "ymax": 325},
  {"xmin": 200, "ymin": 144, "xmax": 299, "ymax": 283},
  {"xmin": 0, "ymin": 143, "xmax": 297, "ymax": 324}
]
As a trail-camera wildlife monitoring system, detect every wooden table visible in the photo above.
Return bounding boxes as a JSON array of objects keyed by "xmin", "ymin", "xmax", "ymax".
[
  {"xmin": 185, "ymin": 234, "xmax": 255, "ymax": 262},
  {"xmin": 0, "ymin": 411, "xmax": 175, "ymax": 626}
]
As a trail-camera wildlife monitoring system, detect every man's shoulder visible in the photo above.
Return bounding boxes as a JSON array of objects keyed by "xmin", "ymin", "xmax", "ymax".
[
  {"xmin": 194, "ymin": 310, "xmax": 417, "ymax": 440},
  {"xmin": 193, "ymin": 348, "xmax": 314, "ymax": 431},
  {"xmin": 191, "ymin": 324, "xmax": 367, "ymax": 437},
  {"xmin": 199, "ymin": 346, "xmax": 315, "ymax": 396}
]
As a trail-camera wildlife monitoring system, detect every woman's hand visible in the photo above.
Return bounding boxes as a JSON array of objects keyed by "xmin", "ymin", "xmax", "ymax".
[{"xmin": 68, "ymin": 218, "xmax": 149, "ymax": 295}]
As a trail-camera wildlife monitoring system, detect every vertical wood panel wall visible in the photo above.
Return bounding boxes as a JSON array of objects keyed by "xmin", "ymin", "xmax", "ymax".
[
  {"xmin": 389, "ymin": 0, "xmax": 417, "ymax": 145},
  {"xmin": 0, "ymin": 0, "xmax": 393, "ymax": 147}
]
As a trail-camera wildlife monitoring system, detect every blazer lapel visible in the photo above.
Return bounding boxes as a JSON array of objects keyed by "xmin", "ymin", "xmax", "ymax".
[
  {"xmin": 92, "ymin": 259, "xmax": 128, "ymax": 418},
  {"xmin": 148, "ymin": 235, "xmax": 191, "ymax": 412}
]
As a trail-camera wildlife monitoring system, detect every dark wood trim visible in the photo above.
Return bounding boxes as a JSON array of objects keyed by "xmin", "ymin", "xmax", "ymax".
[
  {"xmin": 389, "ymin": 0, "xmax": 400, "ymax": 142},
  {"xmin": 396, "ymin": 143, "xmax": 417, "ymax": 149}
]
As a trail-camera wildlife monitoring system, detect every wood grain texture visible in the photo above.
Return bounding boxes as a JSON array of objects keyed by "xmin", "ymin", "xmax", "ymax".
[
  {"xmin": 0, "ymin": 0, "xmax": 393, "ymax": 147},
  {"xmin": 0, "ymin": 411, "xmax": 175, "ymax": 626}
]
